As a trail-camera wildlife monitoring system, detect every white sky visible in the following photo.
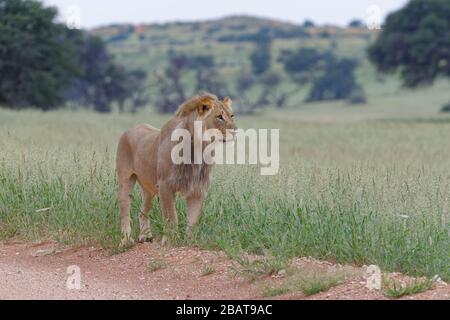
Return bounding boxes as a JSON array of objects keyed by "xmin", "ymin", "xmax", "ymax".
[{"xmin": 42, "ymin": 0, "xmax": 409, "ymax": 29}]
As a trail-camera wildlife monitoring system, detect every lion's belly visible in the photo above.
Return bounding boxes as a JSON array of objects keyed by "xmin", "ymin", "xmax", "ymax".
[{"xmin": 127, "ymin": 124, "xmax": 160, "ymax": 193}]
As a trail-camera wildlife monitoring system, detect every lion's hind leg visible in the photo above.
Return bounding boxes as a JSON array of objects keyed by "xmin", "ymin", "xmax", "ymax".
[
  {"xmin": 118, "ymin": 174, "xmax": 137, "ymax": 247},
  {"xmin": 138, "ymin": 188, "xmax": 154, "ymax": 243},
  {"xmin": 158, "ymin": 182, "xmax": 178, "ymax": 246}
]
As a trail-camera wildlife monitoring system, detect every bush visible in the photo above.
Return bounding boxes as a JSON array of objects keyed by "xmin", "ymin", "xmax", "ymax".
[
  {"xmin": 306, "ymin": 58, "xmax": 364, "ymax": 102},
  {"xmin": 440, "ymin": 102, "xmax": 450, "ymax": 113},
  {"xmin": 0, "ymin": 0, "xmax": 78, "ymax": 110},
  {"xmin": 348, "ymin": 88, "xmax": 367, "ymax": 105}
]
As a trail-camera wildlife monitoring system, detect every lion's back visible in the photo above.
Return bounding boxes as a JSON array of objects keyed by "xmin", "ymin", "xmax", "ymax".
[{"xmin": 116, "ymin": 124, "xmax": 160, "ymax": 177}]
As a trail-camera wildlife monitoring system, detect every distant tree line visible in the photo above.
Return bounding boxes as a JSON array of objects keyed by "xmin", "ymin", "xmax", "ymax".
[
  {"xmin": 0, "ymin": 0, "xmax": 147, "ymax": 112},
  {"xmin": 217, "ymin": 26, "xmax": 309, "ymax": 43}
]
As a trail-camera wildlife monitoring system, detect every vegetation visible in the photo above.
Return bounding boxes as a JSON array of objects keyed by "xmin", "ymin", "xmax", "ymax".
[
  {"xmin": 0, "ymin": 99, "xmax": 449, "ymax": 281},
  {"xmin": 279, "ymin": 48, "xmax": 365, "ymax": 103},
  {"xmin": 369, "ymin": 0, "xmax": 450, "ymax": 109},
  {"xmin": 0, "ymin": 0, "xmax": 146, "ymax": 112},
  {"xmin": 0, "ymin": 0, "xmax": 77, "ymax": 110},
  {"xmin": 348, "ymin": 19, "xmax": 364, "ymax": 28},
  {"xmin": 262, "ymin": 270, "xmax": 345, "ymax": 297},
  {"xmin": 232, "ymin": 255, "xmax": 287, "ymax": 282},
  {"xmin": 5, "ymin": 0, "xmax": 450, "ymax": 114},
  {"xmin": 249, "ymin": 33, "xmax": 272, "ymax": 75},
  {"xmin": 65, "ymin": 30, "xmax": 148, "ymax": 113},
  {"xmin": 306, "ymin": 57, "xmax": 365, "ymax": 103},
  {"xmin": 154, "ymin": 52, "xmax": 227, "ymax": 113},
  {"xmin": 200, "ymin": 265, "xmax": 215, "ymax": 276},
  {"xmin": 90, "ymin": 15, "xmax": 375, "ymax": 113},
  {"xmin": 147, "ymin": 258, "xmax": 167, "ymax": 272},
  {"xmin": 382, "ymin": 276, "xmax": 433, "ymax": 298}
]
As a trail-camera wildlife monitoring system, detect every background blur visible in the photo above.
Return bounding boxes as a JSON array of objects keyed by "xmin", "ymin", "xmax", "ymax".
[{"xmin": 1, "ymin": 0, "xmax": 449, "ymax": 117}]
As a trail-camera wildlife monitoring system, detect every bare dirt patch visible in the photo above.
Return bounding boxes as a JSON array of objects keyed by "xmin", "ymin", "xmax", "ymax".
[{"xmin": 0, "ymin": 242, "xmax": 448, "ymax": 300}]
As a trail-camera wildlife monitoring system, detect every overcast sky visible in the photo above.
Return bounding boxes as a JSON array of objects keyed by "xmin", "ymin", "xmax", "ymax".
[{"xmin": 42, "ymin": 0, "xmax": 409, "ymax": 29}]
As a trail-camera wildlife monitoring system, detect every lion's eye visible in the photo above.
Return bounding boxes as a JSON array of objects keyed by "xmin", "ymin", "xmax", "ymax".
[
  {"xmin": 217, "ymin": 115, "xmax": 224, "ymax": 121},
  {"xmin": 231, "ymin": 114, "xmax": 234, "ymax": 118}
]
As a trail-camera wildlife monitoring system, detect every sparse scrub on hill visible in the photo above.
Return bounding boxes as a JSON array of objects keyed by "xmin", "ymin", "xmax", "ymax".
[{"xmin": 90, "ymin": 15, "xmax": 378, "ymax": 112}]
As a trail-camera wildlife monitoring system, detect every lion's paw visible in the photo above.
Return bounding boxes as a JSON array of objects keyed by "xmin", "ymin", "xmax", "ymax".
[{"xmin": 138, "ymin": 233, "xmax": 153, "ymax": 243}]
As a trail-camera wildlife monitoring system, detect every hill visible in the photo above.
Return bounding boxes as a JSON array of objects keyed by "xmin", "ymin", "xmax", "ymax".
[
  {"xmin": 90, "ymin": 15, "xmax": 372, "ymax": 71},
  {"xmin": 89, "ymin": 16, "xmax": 371, "ymax": 85},
  {"xmin": 88, "ymin": 15, "xmax": 450, "ymax": 114}
]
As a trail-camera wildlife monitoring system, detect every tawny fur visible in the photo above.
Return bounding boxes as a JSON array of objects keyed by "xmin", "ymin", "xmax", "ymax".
[{"xmin": 116, "ymin": 93, "xmax": 236, "ymax": 246}]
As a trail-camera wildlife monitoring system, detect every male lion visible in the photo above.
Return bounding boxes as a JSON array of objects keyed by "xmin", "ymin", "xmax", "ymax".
[{"xmin": 116, "ymin": 93, "xmax": 237, "ymax": 246}]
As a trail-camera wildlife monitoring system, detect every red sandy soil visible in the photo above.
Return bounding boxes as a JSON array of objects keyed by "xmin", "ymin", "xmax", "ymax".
[{"xmin": 0, "ymin": 241, "xmax": 448, "ymax": 300}]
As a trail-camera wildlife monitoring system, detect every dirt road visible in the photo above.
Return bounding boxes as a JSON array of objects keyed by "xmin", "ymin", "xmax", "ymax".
[{"xmin": 0, "ymin": 241, "xmax": 448, "ymax": 300}]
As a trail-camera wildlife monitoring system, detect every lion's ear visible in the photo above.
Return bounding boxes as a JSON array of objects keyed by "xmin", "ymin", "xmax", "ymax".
[
  {"xmin": 197, "ymin": 99, "xmax": 213, "ymax": 116},
  {"xmin": 223, "ymin": 96, "xmax": 232, "ymax": 109}
]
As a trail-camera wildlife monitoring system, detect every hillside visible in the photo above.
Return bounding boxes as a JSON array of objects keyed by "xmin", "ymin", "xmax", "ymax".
[
  {"xmin": 88, "ymin": 15, "xmax": 450, "ymax": 114},
  {"xmin": 89, "ymin": 16, "xmax": 372, "ymax": 89},
  {"xmin": 90, "ymin": 16, "xmax": 372, "ymax": 71}
]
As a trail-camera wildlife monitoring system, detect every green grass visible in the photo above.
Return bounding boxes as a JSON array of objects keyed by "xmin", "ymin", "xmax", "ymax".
[
  {"xmin": 262, "ymin": 286, "xmax": 291, "ymax": 298},
  {"xmin": 0, "ymin": 103, "xmax": 449, "ymax": 282},
  {"xmin": 301, "ymin": 277, "xmax": 342, "ymax": 296},
  {"xmin": 262, "ymin": 270, "xmax": 345, "ymax": 297},
  {"xmin": 147, "ymin": 258, "xmax": 167, "ymax": 272},
  {"xmin": 200, "ymin": 265, "xmax": 216, "ymax": 276},
  {"xmin": 382, "ymin": 276, "xmax": 434, "ymax": 299},
  {"xmin": 231, "ymin": 255, "xmax": 288, "ymax": 282}
]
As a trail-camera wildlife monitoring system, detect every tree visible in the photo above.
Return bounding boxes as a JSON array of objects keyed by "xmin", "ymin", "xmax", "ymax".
[
  {"xmin": 64, "ymin": 31, "xmax": 112, "ymax": 112},
  {"xmin": 260, "ymin": 72, "xmax": 288, "ymax": 108},
  {"xmin": 0, "ymin": 0, "xmax": 77, "ymax": 110},
  {"xmin": 279, "ymin": 48, "xmax": 332, "ymax": 84},
  {"xmin": 192, "ymin": 55, "xmax": 228, "ymax": 98},
  {"xmin": 64, "ymin": 30, "xmax": 147, "ymax": 113},
  {"xmin": 249, "ymin": 27, "xmax": 272, "ymax": 76},
  {"xmin": 121, "ymin": 69, "xmax": 149, "ymax": 113},
  {"xmin": 307, "ymin": 58, "xmax": 365, "ymax": 103},
  {"xmin": 279, "ymin": 48, "xmax": 365, "ymax": 103},
  {"xmin": 348, "ymin": 19, "xmax": 364, "ymax": 28},
  {"xmin": 0, "ymin": 0, "xmax": 144, "ymax": 112},
  {"xmin": 368, "ymin": 0, "xmax": 450, "ymax": 88},
  {"xmin": 303, "ymin": 20, "xmax": 315, "ymax": 28},
  {"xmin": 154, "ymin": 52, "xmax": 227, "ymax": 113},
  {"xmin": 234, "ymin": 72, "xmax": 257, "ymax": 114},
  {"xmin": 250, "ymin": 41, "xmax": 271, "ymax": 75}
]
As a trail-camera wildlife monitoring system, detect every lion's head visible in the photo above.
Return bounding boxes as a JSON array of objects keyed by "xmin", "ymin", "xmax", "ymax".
[{"xmin": 176, "ymin": 92, "xmax": 237, "ymax": 142}]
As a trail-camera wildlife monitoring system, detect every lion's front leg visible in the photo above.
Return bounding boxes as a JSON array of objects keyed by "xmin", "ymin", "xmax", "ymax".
[
  {"xmin": 185, "ymin": 194, "xmax": 205, "ymax": 238},
  {"xmin": 186, "ymin": 194, "xmax": 205, "ymax": 239},
  {"xmin": 158, "ymin": 181, "xmax": 178, "ymax": 245}
]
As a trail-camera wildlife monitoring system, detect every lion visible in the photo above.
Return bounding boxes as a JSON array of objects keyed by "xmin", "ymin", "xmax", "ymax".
[{"xmin": 116, "ymin": 92, "xmax": 237, "ymax": 246}]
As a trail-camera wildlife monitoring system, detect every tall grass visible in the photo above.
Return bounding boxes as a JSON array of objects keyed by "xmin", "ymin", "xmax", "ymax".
[{"xmin": 0, "ymin": 109, "xmax": 448, "ymax": 281}]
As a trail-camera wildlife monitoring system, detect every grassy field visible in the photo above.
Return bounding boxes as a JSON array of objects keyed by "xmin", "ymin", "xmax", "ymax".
[{"xmin": 1, "ymin": 85, "xmax": 449, "ymax": 281}]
